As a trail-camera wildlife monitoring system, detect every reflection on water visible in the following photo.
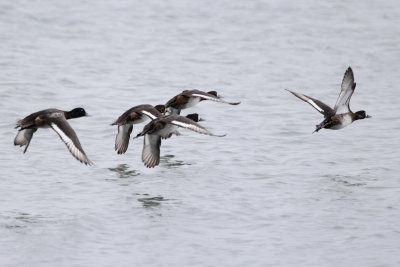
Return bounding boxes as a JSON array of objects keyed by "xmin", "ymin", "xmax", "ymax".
[
  {"xmin": 107, "ymin": 158, "xmax": 190, "ymax": 174},
  {"xmin": 161, "ymin": 154, "xmax": 191, "ymax": 168},
  {"xmin": 327, "ymin": 174, "xmax": 367, "ymax": 187},
  {"xmin": 138, "ymin": 195, "xmax": 168, "ymax": 208},
  {"xmin": 1, "ymin": 212, "xmax": 41, "ymax": 230},
  {"xmin": 108, "ymin": 164, "xmax": 141, "ymax": 178}
]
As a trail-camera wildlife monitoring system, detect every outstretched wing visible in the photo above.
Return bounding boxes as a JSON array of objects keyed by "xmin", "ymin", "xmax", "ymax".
[
  {"xmin": 14, "ymin": 128, "xmax": 37, "ymax": 153},
  {"xmin": 139, "ymin": 109, "xmax": 159, "ymax": 120},
  {"xmin": 286, "ymin": 89, "xmax": 335, "ymax": 118},
  {"xmin": 169, "ymin": 116, "xmax": 225, "ymax": 137},
  {"xmin": 334, "ymin": 67, "xmax": 356, "ymax": 114},
  {"xmin": 191, "ymin": 92, "xmax": 241, "ymax": 105},
  {"xmin": 142, "ymin": 134, "xmax": 161, "ymax": 168},
  {"xmin": 50, "ymin": 117, "xmax": 92, "ymax": 165},
  {"xmin": 115, "ymin": 124, "xmax": 133, "ymax": 154}
]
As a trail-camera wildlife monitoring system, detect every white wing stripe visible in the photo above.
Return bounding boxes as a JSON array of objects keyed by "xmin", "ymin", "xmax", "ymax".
[
  {"xmin": 171, "ymin": 120, "xmax": 194, "ymax": 128},
  {"xmin": 191, "ymin": 93, "xmax": 220, "ymax": 101},
  {"xmin": 307, "ymin": 99, "xmax": 324, "ymax": 113},
  {"xmin": 141, "ymin": 110, "xmax": 157, "ymax": 120},
  {"xmin": 51, "ymin": 123, "xmax": 91, "ymax": 164},
  {"xmin": 171, "ymin": 120, "xmax": 211, "ymax": 135}
]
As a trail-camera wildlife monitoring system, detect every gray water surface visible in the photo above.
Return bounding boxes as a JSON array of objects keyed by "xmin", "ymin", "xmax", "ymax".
[{"xmin": 1, "ymin": 0, "xmax": 400, "ymax": 266}]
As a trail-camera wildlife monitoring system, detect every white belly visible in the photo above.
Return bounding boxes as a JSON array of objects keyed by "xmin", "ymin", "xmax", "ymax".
[
  {"xmin": 330, "ymin": 114, "xmax": 353, "ymax": 130},
  {"xmin": 158, "ymin": 124, "xmax": 178, "ymax": 138},
  {"xmin": 132, "ymin": 115, "xmax": 149, "ymax": 125},
  {"xmin": 184, "ymin": 97, "xmax": 201, "ymax": 109}
]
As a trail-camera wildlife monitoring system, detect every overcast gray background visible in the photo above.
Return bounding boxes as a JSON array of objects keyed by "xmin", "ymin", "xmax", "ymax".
[{"xmin": 1, "ymin": 0, "xmax": 399, "ymax": 266}]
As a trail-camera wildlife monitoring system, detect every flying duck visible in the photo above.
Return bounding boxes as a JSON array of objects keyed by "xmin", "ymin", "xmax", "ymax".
[
  {"xmin": 165, "ymin": 89, "xmax": 240, "ymax": 115},
  {"xmin": 135, "ymin": 114, "xmax": 225, "ymax": 168},
  {"xmin": 286, "ymin": 67, "xmax": 370, "ymax": 133},
  {"xmin": 111, "ymin": 104, "xmax": 165, "ymax": 154},
  {"xmin": 14, "ymin": 108, "xmax": 92, "ymax": 165}
]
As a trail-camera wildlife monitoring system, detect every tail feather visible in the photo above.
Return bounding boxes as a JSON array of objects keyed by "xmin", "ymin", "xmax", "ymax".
[{"xmin": 313, "ymin": 121, "xmax": 330, "ymax": 133}]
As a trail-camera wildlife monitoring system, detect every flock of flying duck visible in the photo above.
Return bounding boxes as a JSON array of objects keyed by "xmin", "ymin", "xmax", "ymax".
[
  {"xmin": 14, "ymin": 67, "xmax": 370, "ymax": 167},
  {"xmin": 14, "ymin": 90, "xmax": 240, "ymax": 167}
]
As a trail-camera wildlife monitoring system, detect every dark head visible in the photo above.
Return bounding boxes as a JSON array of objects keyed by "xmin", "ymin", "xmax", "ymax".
[
  {"xmin": 185, "ymin": 113, "xmax": 203, "ymax": 122},
  {"xmin": 207, "ymin": 91, "xmax": 218, "ymax": 97},
  {"xmin": 354, "ymin": 110, "xmax": 370, "ymax": 120},
  {"xmin": 154, "ymin": 104, "xmax": 166, "ymax": 114},
  {"xmin": 67, "ymin": 107, "xmax": 88, "ymax": 119}
]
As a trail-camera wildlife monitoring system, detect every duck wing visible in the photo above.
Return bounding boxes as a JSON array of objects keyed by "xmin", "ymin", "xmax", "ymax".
[
  {"xmin": 14, "ymin": 128, "xmax": 37, "ymax": 153},
  {"xmin": 168, "ymin": 115, "xmax": 225, "ymax": 137},
  {"xmin": 286, "ymin": 89, "xmax": 335, "ymax": 118},
  {"xmin": 334, "ymin": 67, "xmax": 356, "ymax": 114},
  {"xmin": 190, "ymin": 90, "xmax": 241, "ymax": 105},
  {"xmin": 115, "ymin": 124, "xmax": 133, "ymax": 154},
  {"xmin": 138, "ymin": 108, "xmax": 160, "ymax": 120},
  {"xmin": 112, "ymin": 105, "xmax": 158, "ymax": 125},
  {"xmin": 142, "ymin": 134, "xmax": 161, "ymax": 168},
  {"xmin": 50, "ymin": 117, "xmax": 92, "ymax": 165}
]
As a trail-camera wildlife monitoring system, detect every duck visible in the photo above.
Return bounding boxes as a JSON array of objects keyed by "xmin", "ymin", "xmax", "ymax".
[
  {"xmin": 165, "ymin": 89, "xmax": 241, "ymax": 115},
  {"xmin": 14, "ymin": 108, "xmax": 92, "ymax": 165},
  {"xmin": 135, "ymin": 114, "xmax": 225, "ymax": 168},
  {"xmin": 111, "ymin": 104, "xmax": 166, "ymax": 154},
  {"xmin": 286, "ymin": 67, "xmax": 370, "ymax": 133}
]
